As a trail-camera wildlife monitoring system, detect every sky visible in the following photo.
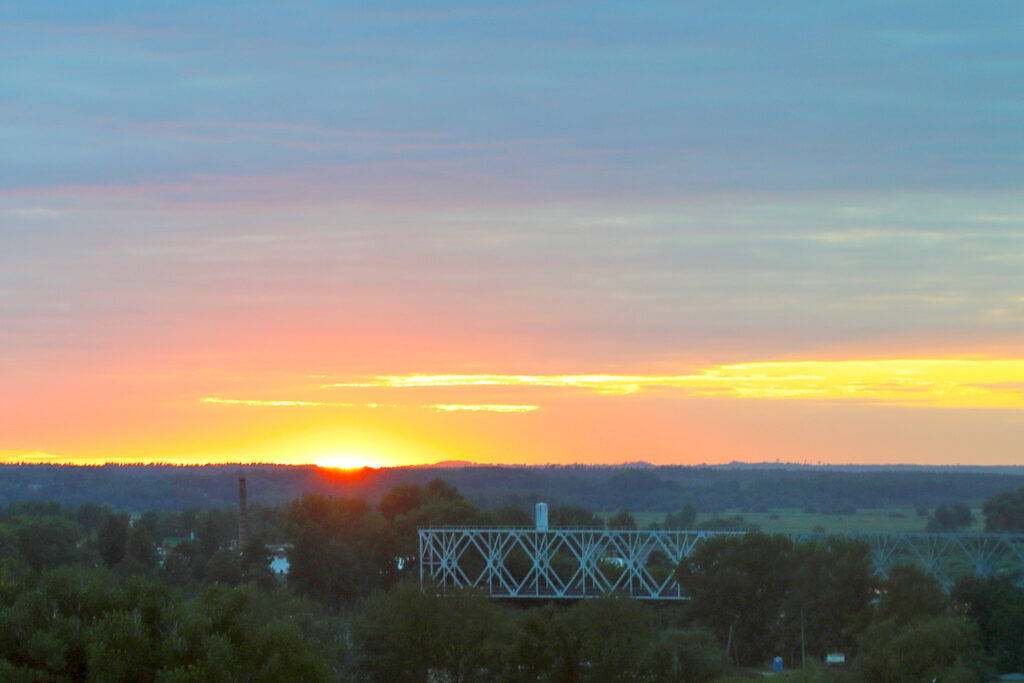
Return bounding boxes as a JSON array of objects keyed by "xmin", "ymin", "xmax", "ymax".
[{"xmin": 3, "ymin": 1, "xmax": 1024, "ymax": 467}]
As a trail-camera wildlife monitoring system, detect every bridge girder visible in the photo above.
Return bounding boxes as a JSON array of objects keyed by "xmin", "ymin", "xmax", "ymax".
[{"xmin": 418, "ymin": 528, "xmax": 1024, "ymax": 600}]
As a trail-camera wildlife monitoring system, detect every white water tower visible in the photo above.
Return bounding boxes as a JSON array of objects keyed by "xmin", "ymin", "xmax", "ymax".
[{"xmin": 535, "ymin": 502, "xmax": 548, "ymax": 531}]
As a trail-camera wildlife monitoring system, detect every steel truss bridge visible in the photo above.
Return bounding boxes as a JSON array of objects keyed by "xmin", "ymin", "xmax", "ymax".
[{"xmin": 419, "ymin": 528, "xmax": 1024, "ymax": 600}]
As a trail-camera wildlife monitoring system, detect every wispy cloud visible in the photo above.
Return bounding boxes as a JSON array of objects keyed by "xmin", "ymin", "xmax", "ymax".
[
  {"xmin": 0, "ymin": 451, "xmax": 64, "ymax": 462},
  {"xmin": 428, "ymin": 404, "xmax": 539, "ymax": 413},
  {"xmin": 325, "ymin": 360, "xmax": 1024, "ymax": 409},
  {"xmin": 201, "ymin": 397, "xmax": 380, "ymax": 408},
  {"xmin": 328, "ymin": 375, "xmax": 658, "ymax": 394},
  {"xmin": 201, "ymin": 397, "xmax": 539, "ymax": 413}
]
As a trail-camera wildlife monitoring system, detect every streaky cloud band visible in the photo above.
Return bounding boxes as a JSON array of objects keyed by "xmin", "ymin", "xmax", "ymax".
[
  {"xmin": 323, "ymin": 360, "xmax": 1024, "ymax": 409},
  {"xmin": 428, "ymin": 404, "xmax": 540, "ymax": 413},
  {"xmin": 201, "ymin": 398, "xmax": 538, "ymax": 412}
]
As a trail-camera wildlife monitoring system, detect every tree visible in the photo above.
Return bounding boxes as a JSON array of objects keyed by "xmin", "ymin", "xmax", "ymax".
[
  {"xmin": 983, "ymin": 488, "xmax": 1024, "ymax": 532},
  {"xmin": 489, "ymin": 504, "xmax": 532, "ymax": 526},
  {"xmin": 645, "ymin": 627, "xmax": 730, "ymax": 683},
  {"xmin": 96, "ymin": 515, "xmax": 129, "ymax": 567},
  {"xmin": 125, "ymin": 524, "xmax": 158, "ymax": 569},
  {"xmin": 928, "ymin": 504, "xmax": 975, "ymax": 532},
  {"xmin": 549, "ymin": 505, "xmax": 604, "ymax": 528},
  {"xmin": 195, "ymin": 508, "xmax": 237, "ymax": 558},
  {"xmin": 876, "ymin": 564, "xmax": 948, "ymax": 625},
  {"xmin": 662, "ymin": 504, "xmax": 697, "ymax": 529},
  {"xmin": 13, "ymin": 516, "xmax": 83, "ymax": 572},
  {"xmin": 383, "ymin": 480, "xmax": 485, "ymax": 579},
  {"xmin": 352, "ymin": 582, "xmax": 508, "ymax": 682},
  {"xmin": 378, "ymin": 483, "xmax": 424, "ymax": 522},
  {"xmin": 240, "ymin": 533, "xmax": 276, "ymax": 590},
  {"xmin": 605, "ymin": 509, "xmax": 637, "ymax": 529},
  {"xmin": 548, "ymin": 596, "xmax": 656, "ymax": 682},
  {"xmin": 676, "ymin": 533, "xmax": 794, "ymax": 666},
  {"xmin": 952, "ymin": 576, "xmax": 1024, "ymax": 676},
  {"xmin": 138, "ymin": 511, "xmax": 161, "ymax": 543},
  {"xmin": 780, "ymin": 536, "xmax": 876, "ymax": 661},
  {"xmin": 75, "ymin": 503, "xmax": 107, "ymax": 532},
  {"xmin": 854, "ymin": 616, "xmax": 981, "ymax": 682},
  {"xmin": 286, "ymin": 494, "xmax": 393, "ymax": 609},
  {"xmin": 0, "ymin": 564, "xmax": 335, "ymax": 682}
]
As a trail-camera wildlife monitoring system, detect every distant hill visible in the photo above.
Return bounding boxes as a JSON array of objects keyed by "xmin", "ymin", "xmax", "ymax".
[{"xmin": 2, "ymin": 462, "xmax": 1023, "ymax": 514}]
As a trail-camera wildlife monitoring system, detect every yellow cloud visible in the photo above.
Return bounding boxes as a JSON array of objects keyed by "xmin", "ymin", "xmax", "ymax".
[
  {"xmin": 202, "ymin": 398, "xmax": 379, "ymax": 408},
  {"xmin": 202, "ymin": 398, "xmax": 539, "ymax": 413},
  {"xmin": 0, "ymin": 450, "xmax": 64, "ymax": 462},
  {"xmin": 328, "ymin": 360, "xmax": 1024, "ymax": 409},
  {"xmin": 327, "ymin": 374, "xmax": 664, "ymax": 394},
  {"xmin": 428, "ymin": 404, "xmax": 540, "ymax": 413},
  {"xmin": 688, "ymin": 360, "xmax": 1024, "ymax": 407}
]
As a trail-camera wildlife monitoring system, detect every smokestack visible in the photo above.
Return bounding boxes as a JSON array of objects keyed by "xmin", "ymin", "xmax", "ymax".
[{"xmin": 238, "ymin": 477, "xmax": 248, "ymax": 552}]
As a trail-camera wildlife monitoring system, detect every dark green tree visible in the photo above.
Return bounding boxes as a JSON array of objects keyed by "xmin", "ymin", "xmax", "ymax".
[
  {"xmin": 983, "ymin": 488, "xmax": 1024, "ymax": 531},
  {"xmin": 489, "ymin": 504, "xmax": 532, "ymax": 526},
  {"xmin": 96, "ymin": 515, "xmax": 129, "ymax": 567},
  {"xmin": 378, "ymin": 483, "xmax": 425, "ymax": 522},
  {"xmin": 644, "ymin": 627, "xmax": 730, "ymax": 683},
  {"xmin": 779, "ymin": 536, "xmax": 876, "ymax": 661},
  {"xmin": 195, "ymin": 508, "xmax": 237, "ymax": 558},
  {"xmin": 75, "ymin": 503, "xmax": 107, "ymax": 532},
  {"xmin": 206, "ymin": 548, "xmax": 243, "ymax": 586},
  {"xmin": 548, "ymin": 596, "xmax": 656, "ymax": 682},
  {"xmin": 384, "ymin": 480, "xmax": 485, "ymax": 579},
  {"xmin": 13, "ymin": 516, "xmax": 83, "ymax": 572},
  {"xmin": 676, "ymin": 533, "xmax": 794, "ymax": 666},
  {"xmin": 662, "ymin": 504, "xmax": 697, "ymax": 529},
  {"xmin": 549, "ymin": 505, "xmax": 604, "ymax": 528},
  {"xmin": 0, "ymin": 564, "xmax": 335, "ymax": 681},
  {"xmin": 138, "ymin": 511, "xmax": 161, "ymax": 543},
  {"xmin": 854, "ymin": 616, "xmax": 981, "ymax": 682},
  {"xmin": 952, "ymin": 576, "xmax": 1024, "ymax": 675},
  {"xmin": 125, "ymin": 523, "xmax": 158, "ymax": 569},
  {"xmin": 352, "ymin": 582, "xmax": 508, "ymax": 682},
  {"xmin": 928, "ymin": 504, "xmax": 975, "ymax": 532},
  {"xmin": 240, "ymin": 533, "xmax": 277, "ymax": 590},
  {"xmin": 286, "ymin": 494, "xmax": 393, "ymax": 609},
  {"xmin": 876, "ymin": 564, "xmax": 948, "ymax": 625},
  {"xmin": 605, "ymin": 509, "xmax": 637, "ymax": 529}
]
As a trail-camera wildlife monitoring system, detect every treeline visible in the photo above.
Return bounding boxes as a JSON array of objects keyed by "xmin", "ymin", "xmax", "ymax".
[
  {"xmin": 4, "ymin": 482, "xmax": 1024, "ymax": 680},
  {"xmin": 4, "ymin": 463, "xmax": 1024, "ymax": 513}
]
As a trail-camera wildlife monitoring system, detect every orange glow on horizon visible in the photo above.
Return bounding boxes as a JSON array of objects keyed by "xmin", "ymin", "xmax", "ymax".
[
  {"xmin": 312, "ymin": 452, "xmax": 388, "ymax": 470},
  {"xmin": 7, "ymin": 358, "xmax": 1024, "ymax": 468}
]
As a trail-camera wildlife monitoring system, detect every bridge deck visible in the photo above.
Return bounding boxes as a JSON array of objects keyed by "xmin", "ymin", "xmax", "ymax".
[{"xmin": 418, "ymin": 527, "xmax": 1024, "ymax": 600}]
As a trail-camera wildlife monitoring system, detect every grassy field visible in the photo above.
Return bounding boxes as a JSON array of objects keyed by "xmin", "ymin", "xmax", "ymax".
[{"xmin": 608, "ymin": 508, "xmax": 986, "ymax": 534}]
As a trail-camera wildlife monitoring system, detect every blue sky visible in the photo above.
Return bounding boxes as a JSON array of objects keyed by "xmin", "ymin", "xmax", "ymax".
[
  {"xmin": 6, "ymin": 1, "xmax": 1024, "ymax": 196},
  {"xmin": 3, "ymin": 2, "xmax": 1024, "ymax": 465}
]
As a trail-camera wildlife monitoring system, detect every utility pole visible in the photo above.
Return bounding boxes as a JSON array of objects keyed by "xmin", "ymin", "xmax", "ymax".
[{"xmin": 801, "ymin": 605, "xmax": 806, "ymax": 669}]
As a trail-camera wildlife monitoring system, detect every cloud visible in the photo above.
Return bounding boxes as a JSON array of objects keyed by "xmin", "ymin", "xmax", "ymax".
[
  {"xmin": 201, "ymin": 398, "xmax": 380, "ymax": 408},
  {"xmin": 324, "ymin": 359, "xmax": 1024, "ymax": 410},
  {"xmin": 201, "ymin": 397, "xmax": 539, "ymax": 413},
  {"xmin": 0, "ymin": 451, "xmax": 64, "ymax": 462},
  {"xmin": 428, "ymin": 404, "xmax": 539, "ymax": 413}
]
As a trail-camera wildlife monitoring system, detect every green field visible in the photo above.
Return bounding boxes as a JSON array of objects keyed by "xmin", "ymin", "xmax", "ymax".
[{"xmin": 606, "ymin": 508, "xmax": 986, "ymax": 534}]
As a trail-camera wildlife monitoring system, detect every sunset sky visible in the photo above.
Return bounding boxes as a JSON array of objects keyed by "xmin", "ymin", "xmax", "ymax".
[{"xmin": 3, "ymin": 2, "xmax": 1024, "ymax": 467}]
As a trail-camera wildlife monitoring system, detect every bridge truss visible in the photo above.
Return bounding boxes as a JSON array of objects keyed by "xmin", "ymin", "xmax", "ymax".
[{"xmin": 418, "ymin": 528, "xmax": 1024, "ymax": 600}]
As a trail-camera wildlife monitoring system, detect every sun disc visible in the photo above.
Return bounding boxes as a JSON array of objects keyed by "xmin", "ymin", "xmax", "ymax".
[{"xmin": 313, "ymin": 452, "xmax": 383, "ymax": 470}]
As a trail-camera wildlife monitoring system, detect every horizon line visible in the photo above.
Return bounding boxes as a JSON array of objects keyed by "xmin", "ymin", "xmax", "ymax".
[{"xmin": 3, "ymin": 460, "xmax": 1024, "ymax": 470}]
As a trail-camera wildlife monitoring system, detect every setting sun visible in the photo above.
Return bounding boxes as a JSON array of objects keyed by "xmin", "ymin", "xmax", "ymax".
[{"xmin": 313, "ymin": 452, "xmax": 387, "ymax": 470}]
